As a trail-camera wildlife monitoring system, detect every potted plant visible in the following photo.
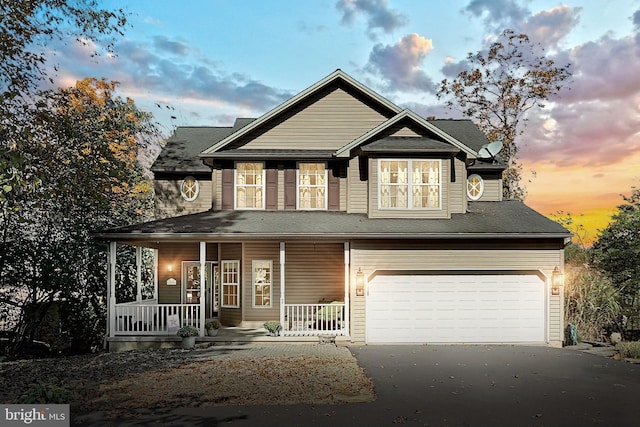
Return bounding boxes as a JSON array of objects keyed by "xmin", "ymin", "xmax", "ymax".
[
  {"xmin": 205, "ymin": 319, "xmax": 221, "ymax": 336},
  {"xmin": 263, "ymin": 321, "xmax": 282, "ymax": 337},
  {"xmin": 176, "ymin": 325, "xmax": 199, "ymax": 349}
]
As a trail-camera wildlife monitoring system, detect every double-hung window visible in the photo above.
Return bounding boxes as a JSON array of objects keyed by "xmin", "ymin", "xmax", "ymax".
[
  {"xmin": 297, "ymin": 162, "xmax": 327, "ymax": 209},
  {"xmin": 221, "ymin": 260, "xmax": 240, "ymax": 308},
  {"xmin": 379, "ymin": 159, "xmax": 441, "ymax": 209},
  {"xmin": 235, "ymin": 162, "xmax": 264, "ymax": 209}
]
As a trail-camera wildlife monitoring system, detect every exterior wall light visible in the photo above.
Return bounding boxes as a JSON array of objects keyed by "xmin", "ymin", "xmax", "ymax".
[
  {"xmin": 356, "ymin": 268, "xmax": 365, "ymax": 296},
  {"xmin": 551, "ymin": 266, "xmax": 563, "ymax": 296},
  {"xmin": 167, "ymin": 264, "xmax": 176, "ymax": 286}
]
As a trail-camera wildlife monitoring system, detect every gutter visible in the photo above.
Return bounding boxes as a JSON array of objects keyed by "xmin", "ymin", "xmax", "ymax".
[{"xmin": 91, "ymin": 231, "xmax": 572, "ymax": 242}]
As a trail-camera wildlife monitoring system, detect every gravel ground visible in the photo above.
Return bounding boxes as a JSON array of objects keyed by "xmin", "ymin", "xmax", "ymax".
[{"xmin": 0, "ymin": 343, "xmax": 375, "ymax": 419}]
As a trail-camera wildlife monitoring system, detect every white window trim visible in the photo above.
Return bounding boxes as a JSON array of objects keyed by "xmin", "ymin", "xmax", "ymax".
[
  {"xmin": 467, "ymin": 174, "xmax": 484, "ymax": 201},
  {"xmin": 296, "ymin": 162, "xmax": 328, "ymax": 210},
  {"xmin": 252, "ymin": 260, "xmax": 273, "ymax": 308},
  {"xmin": 221, "ymin": 260, "xmax": 240, "ymax": 308},
  {"xmin": 180, "ymin": 176, "xmax": 200, "ymax": 202},
  {"xmin": 377, "ymin": 159, "xmax": 442, "ymax": 210},
  {"xmin": 234, "ymin": 162, "xmax": 265, "ymax": 210}
]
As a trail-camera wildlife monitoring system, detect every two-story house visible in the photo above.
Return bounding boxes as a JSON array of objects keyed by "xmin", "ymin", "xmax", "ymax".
[{"xmin": 94, "ymin": 70, "xmax": 570, "ymax": 351}]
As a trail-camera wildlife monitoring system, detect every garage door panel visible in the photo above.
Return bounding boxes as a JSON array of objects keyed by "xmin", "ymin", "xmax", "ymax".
[{"xmin": 366, "ymin": 274, "xmax": 545, "ymax": 343}]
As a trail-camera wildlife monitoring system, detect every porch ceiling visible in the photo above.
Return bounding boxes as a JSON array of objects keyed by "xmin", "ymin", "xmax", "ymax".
[{"xmin": 92, "ymin": 201, "xmax": 570, "ymax": 243}]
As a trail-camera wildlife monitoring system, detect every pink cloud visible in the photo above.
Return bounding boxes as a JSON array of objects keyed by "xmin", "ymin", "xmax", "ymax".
[
  {"xmin": 366, "ymin": 33, "xmax": 437, "ymax": 92},
  {"xmin": 518, "ymin": 5, "xmax": 581, "ymax": 50},
  {"xmin": 520, "ymin": 97, "xmax": 640, "ymax": 168}
]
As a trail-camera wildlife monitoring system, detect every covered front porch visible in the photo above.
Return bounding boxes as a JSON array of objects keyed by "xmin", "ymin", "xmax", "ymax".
[{"xmin": 106, "ymin": 240, "xmax": 351, "ymax": 344}]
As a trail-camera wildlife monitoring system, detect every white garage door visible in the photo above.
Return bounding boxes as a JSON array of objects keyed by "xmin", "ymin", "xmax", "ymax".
[{"xmin": 366, "ymin": 274, "xmax": 545, "ymax": 343}]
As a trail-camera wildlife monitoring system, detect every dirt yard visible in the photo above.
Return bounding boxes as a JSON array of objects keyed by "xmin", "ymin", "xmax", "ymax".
[{"xmin": 0, "ymin": 344, "xmax": 375, "ymax": 419}]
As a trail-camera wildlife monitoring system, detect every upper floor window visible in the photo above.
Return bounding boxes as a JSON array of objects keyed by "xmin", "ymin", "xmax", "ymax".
[
  {"xmin": 180, "ymin": 176, "xmax": 199, "ymax": 201},
  {"xmin": 379, "ymin": 159, "xmax": 441, "ymax": 209},
  {"xmin": 298, "ymin": 162, "xmax": 327, "ymax": 210},
  {"xmin": 467, "ymin": 174, "xmax": 484, "ymax": 200},
  {"xmin": 235, "ymin": 162, "xmax": 264, "ymax": 209}
]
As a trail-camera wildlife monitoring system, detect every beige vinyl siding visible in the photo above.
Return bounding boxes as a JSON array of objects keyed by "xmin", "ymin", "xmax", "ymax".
[
  {"xmin": 238, "ymin": 87, "xmax": 388, "ymax": 151},
  {"xmin": 219, "ymin": 243, "xmax": 243, "ymax": 326},
  {"xmin": 213, "ymin": 169, "xmax": 222, "ymax": 210},
  {"xmin": 391, "ymin": 126, "xmax": 421, "ymax": 137},
  {"xmin": 284, "ymin": 243, "xmax": 344, "ymax": 304},
  {"xmin": 347, "ymin": 156, "xmax": 368, "ymax": 213},
  {"xmin": 478, "ymin": 177, "xmax": 502, "ymax": 202},
  {"xmin": 339, "ymin": 174, "xmax": 347, "ymax": 211},
  {"xmin": 349, "ymin": 241, "xmax": 564, "ymax": 343},
  {"xmin": 368, "ymin": 158, "xmax": 451, "ymax": 219},
  {"xmin": 550, "ymin": 294, "xmax": 562, "ymax": 343},
  {"xmin": 278, "ymin": 169, "xmax": 285, "ymax": 210},
  {"xmin": 154, "ymin": 179, "xmax": 213, "ymax": 219},
  {"xmin": 242, "ymin": 242, "xmax": 281, "ymax": 322},
  {"xmin": 449, "ymin": 158, "xmax": 466, "ymax": 214},
  {"xmin": 157, "ymin": 243, "xmax": 218, "ymax": 304}
]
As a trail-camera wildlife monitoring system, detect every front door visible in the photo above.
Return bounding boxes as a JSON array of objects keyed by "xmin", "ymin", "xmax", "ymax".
[{"xmin": 182, "ymin": 261, "xmax": 217, "ymax": 317}]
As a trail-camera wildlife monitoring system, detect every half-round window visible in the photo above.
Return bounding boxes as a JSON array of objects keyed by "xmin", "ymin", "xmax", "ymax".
[
  {"xmin": 467, "ymin": 174, "xmax": 484, "ymax": 201},
  {"xmin": 180, "ymin": 176, "xmax": 200, "ymax": 202}
]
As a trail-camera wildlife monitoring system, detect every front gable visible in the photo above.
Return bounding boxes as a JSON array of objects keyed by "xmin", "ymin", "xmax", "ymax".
[
  {"xmin": 335, "ymin": 110, "xmax": 477, "ymax": 158},
  {"xmin": 201, "ymin": 69, "xmax": 401, "ymax": 156}
]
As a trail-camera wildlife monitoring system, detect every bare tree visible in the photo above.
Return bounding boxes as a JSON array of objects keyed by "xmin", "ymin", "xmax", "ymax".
[{"xmin": 438, "ymin": 29, "xmax": 571, "ymax": 200}]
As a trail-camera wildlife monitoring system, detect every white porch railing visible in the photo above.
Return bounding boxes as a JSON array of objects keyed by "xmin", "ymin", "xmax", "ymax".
[
  {"xmin": 114, "ymin": 303, "xmax": 201, "ymax": 335},
  {"xmin": 283, "ymin": 303, "xmax": 346, "ymax": 336}
]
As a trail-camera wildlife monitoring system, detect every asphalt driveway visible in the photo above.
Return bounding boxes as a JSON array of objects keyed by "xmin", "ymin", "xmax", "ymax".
[
  {"xmin": 348, "ymin": 345, "xmax": 640, "ymax": 426},
  {"xmin": 74, "ymin": 345, "xmax": 640, "ymax": 426}
]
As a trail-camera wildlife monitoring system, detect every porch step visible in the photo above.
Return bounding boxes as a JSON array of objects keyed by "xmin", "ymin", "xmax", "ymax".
[{"xmin": 107, "ymin": 327, "xmax": 351, "ymax": 352}]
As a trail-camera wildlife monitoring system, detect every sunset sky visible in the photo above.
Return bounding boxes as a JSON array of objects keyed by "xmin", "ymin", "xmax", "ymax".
[{"xmin": 48, "ymin": 0, "xmax": 640, "ymax": 244}]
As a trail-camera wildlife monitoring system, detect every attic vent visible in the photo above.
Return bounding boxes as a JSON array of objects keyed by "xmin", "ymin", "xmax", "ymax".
[{"xmin": 426, "ymin": 116, "xmax": 436, "ymax": 121}]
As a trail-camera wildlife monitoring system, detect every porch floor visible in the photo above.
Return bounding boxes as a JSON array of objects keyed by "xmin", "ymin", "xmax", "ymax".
[{"xmin": 107, "ymin": 326, "xmax": 352, "ymax": 352}]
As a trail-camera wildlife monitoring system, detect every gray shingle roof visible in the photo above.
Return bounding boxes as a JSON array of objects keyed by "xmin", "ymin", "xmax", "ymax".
[
  {"xmin": 152, "ymin": 127, "xmax": 234, "ymax": 173},
  {"xmin": 209, "ymin": 149, "xmax": 336, "ymax": 159},
  {"xmin": 428, "ymin": 120, "xmax": 490, "ymax": 153},
  {"xmin": 152, "ymin": 119, "xmax": 256, "ymax": 173},
  {"xmin": 361, "ymin": 136, "xmax": 460, "ymax": 154},
  {"xmin": 93, "ymin": 201, "xmax": 570, "ymax": 242}
]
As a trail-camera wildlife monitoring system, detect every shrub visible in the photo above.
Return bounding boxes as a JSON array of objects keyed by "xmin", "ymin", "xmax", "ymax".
[
  {"xmin": 18, "ymin": 383, "xmax": 74, "ymax": 404},
  {"xmin": 205, "ymin": 319, "xmax": 220, "ymax": 330},
  {"xmin": 616, "ymin": 341, "xmax": 640, "ymax": 359},
  {"xmin": 176, "ymin": 325, "xmax": 199, "ymax": 337},
  {"xmin": 263, "ymin": 321, "xmax": 282, "ymax": 334},
  {"xmin": 564, "ymin": 262, "xmax": 621, "ymax": 342}
]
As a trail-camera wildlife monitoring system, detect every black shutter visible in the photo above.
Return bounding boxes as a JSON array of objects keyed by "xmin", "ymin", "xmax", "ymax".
[
  {"xmin": 284, "ymin": 168, "xmax": 296, "ymax": 210},
  {"xmin": 266, "ymin": 167, "xmax": 278, "ymax": 210},
  {"xmin": 222, "ymin": 168, "xmax": 234, "ymax": 210}
]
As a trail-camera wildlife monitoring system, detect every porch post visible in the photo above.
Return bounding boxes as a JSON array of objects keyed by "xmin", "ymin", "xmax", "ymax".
[
  {"xmin": 199, "ymin": 241, "xmax": 206, "ymax": 336},
  {"xmin": 153, "ymin": 248, "xmax": 159, "ymax": 300},
  {"xmin": 280, "ymin": 242, "xmax": 285, "ymax": 329},
  {"xmin": 135, "ymin": 246, "xmax": 142, "ymax": 302},
  {"xmin": 108, "ymin": 241, "xmax": 117, "ymax": 338},
  {"xmin": 344, "ymin": 242, "xmax": 350, "ymax": 336}
]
